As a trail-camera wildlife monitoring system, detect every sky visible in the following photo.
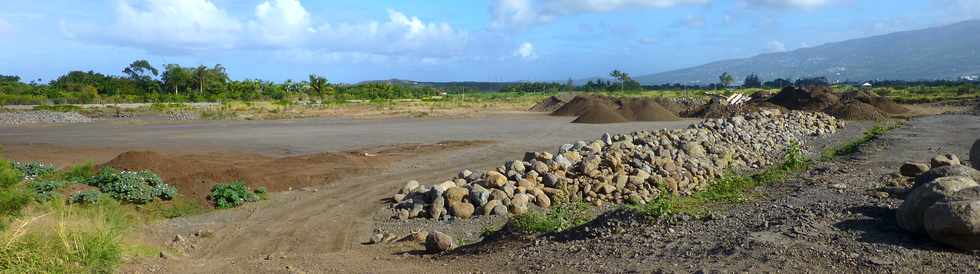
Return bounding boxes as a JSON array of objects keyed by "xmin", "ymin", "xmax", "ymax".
[{"xmin": 0, "ymin": 0, "xmax": 977, "ymax": 83}]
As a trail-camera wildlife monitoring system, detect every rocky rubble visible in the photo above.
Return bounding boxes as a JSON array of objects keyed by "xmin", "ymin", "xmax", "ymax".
[
  {"xmin": 896, "ymin": 152, "xmax": 980, "ymax": 251},
  {"xmin": 390, "ymin": 110, "xmax": 844, "ymax": 221},
  {"xmin": 0, "ymin": 111, "xmax": 92, "ymax": 126}
]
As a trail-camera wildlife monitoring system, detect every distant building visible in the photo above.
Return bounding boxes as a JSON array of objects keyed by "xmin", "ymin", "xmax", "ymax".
[
  {"xmin": 861, "ymin": 82, "xmax": 872, "ymax": 88},
  {"xmin": 960, "ymin": 75, "xmax": 979, "ymax": 81}
]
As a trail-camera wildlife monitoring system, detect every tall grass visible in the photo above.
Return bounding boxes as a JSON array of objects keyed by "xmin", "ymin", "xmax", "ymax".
[{"xmin": 0, "ymin": 197, "xmax": 140, "ymax": 273}]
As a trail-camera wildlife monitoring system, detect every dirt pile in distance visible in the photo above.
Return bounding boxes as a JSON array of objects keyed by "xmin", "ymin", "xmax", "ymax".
[
  {"xmin": 570, "ymin": 103, "xmax": 629, "ymax": 123},
  {"xmin": 528, "ymin": 96, "xmax": 567, "ymax": 112},
  {"xmin": 825, "ymin": 101, "xmax": 887, "ymax": 120},
  {"xmin": 843, "ymin": 90, "xmax": 910, "ymax": 114},
  {"xmin": 769, "ymin": 86, "xmax": 840, "ymax": 111},
  {"xmin": 551, "ymin": 95, "xmax": 679, "ymax": 123}
]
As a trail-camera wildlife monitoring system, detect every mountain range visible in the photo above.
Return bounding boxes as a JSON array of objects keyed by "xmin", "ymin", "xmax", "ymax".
[{"xmin": 633, "ymin": 20, "xmax": 980, "ymax": 85}]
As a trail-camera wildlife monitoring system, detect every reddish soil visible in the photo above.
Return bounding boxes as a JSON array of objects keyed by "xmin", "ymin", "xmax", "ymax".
[{"xmin": 100, "ymin": 141, "xmax": 491, "ymax": 205}]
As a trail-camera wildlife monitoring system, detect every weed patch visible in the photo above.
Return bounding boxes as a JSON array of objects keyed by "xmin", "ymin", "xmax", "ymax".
[
  {"xmin": 821, "ymin": 122, "xmax": 901, "ymax": 160},
  {"xmin": 209, "ymin": 181, "xmax": 262, "ymax": 209},
  {"xmin": 510, "ymin": 202, "xmax": 594, "ymax": 234}
]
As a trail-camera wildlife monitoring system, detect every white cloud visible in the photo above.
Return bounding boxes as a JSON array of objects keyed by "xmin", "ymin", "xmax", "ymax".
[
  {"xmin": 112, "ymin": 0, "xmax": 243, "ymax": 51},
  {"xmin": 740, "ymin": 0, "xmax": 833, "ymax": 9},
  {"xmin": 250, "ymin": 0, "xmax": 312, "ymax": 46},
  {"xmin": 514, "ymin": 42, "xmax": 538, "ymax": 60},
  {"xmin": 766, "ymin": 40, "xmax": 786, "ymax": 52},
  {"xmin": 491, "ymin": 0, "xmax": 709, "ymax": 27},
  {"xmin": 66, "ymin": 0, "xmax": 467, "ymax": 61}
]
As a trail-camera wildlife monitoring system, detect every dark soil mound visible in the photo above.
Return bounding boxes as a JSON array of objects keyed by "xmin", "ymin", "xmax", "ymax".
[
  {"xmin": 571, "ymin": 103, "xmax": 629, "ymax": 124},
  {"xmin": 619, "ymin": 98, "xmax": 679, "ymax": 121},
  {"xmin": 528, "ymin": 96, "xmax": 567, "ymax": 112},
  {"xmin": 769, "ymin": 86, "xmax": 840, "ymax": 111},
  {"xmin": 551, "ymin": 96, "xmax": 605, "ymax": 116},
  {"xmin": 825, "ymin": 101, "xmax": 886, "ymax": 120},
  {"xmin": 858, "ymin": 95, "xmax": 909, "ymax": 114}
]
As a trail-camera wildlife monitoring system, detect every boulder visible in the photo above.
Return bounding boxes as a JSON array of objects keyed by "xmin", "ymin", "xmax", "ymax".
[
  {"xmin": 492, "ymin": 204, "xmax": 509, "ymax": 216},
  {"xmin": 482, "ymin": 199, "xmax": 501, "ymax": 215},
  {"xmin": 531, "ymin": 188, "xmax": 551, "ymax": 208},
  {"xmin": 897, "ymin": 176, "xmax": 979, "ymax": 233},
  {"xmin": 509, "ymin": 160, "xmax": 526, "ymax": 174},
  {"xmin": 429, "ymin": 196, "xmax": 447, "ymax": 220},
  {"xmin": 930, "ymin": 153, "xmax": 961, "ymax": 169},
  {"xmin": 449, "ymin": 202, "xmax": 475, "ymax": 219},
  {"xmin": 486, "ymin": 171, "xmax": 508, "ymax": 188},
  {"xmin": 401, "ymin": 180, "xmax": 420, "ymax": 194},
  {"xmin": 459, "ymin": 169, "xmax": 473, "ymax": 179},
  {"xmin": 542, "ymin": 173, "xmax": 560, "ymax": 188},
  {"xmin": 443, "ymin": 187, "xmax": 468, "ymax": 203},
  {"xmin": 469, "ymin": 185, "xmax": 491, "ymax": 207},
  {"xmin": 510, "ymin": 193, "xmax": 531, "ymax": 215},
  {"xmin": 899, "ymin": 162, "xmax": 930, "ymax": 177},
  {"xmin": 424, "ymin": 231, "xmax": 455, "ymax": 252},
  {"xmin": 913, "ymin": 165, "xmax": 980, "ymax": 189},
  {"xmin": 923, "ymin": 187, "xmax": 980, "ymax": 250}
]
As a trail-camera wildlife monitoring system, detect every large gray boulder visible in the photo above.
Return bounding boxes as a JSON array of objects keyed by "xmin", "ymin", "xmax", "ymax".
[
  {"xmin": 930, "ymin": 153, "xmax": 961, "ymax": 169},
  {"xmin": 897, "ymin": 176, "xmax": 979, "ymax": 234},
  {"xmin": 924, "ymin": 187, "xmax": 980, "ymax": 251},
  {"xmin": 913, "ymin": 165, "xmax": 980, "ymax": 189}
]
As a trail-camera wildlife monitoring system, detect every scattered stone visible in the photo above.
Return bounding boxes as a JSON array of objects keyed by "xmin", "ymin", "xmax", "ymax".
[
  {"xmin": 425, "ymin": 231, "xmax": 455, "ymax": 252},
  {"xmin": 0, "ymin": 111, "xmax": 92, "ymax": 126},
  {"xmin": 900, "ymin": 162, "xmax": 930, "ymax": 177},
  {"xmin": 449, "ymin": 201, "xmax": 475, "ymax": 219},
  {"xmin": 931, "ymin": 153, "xmax": 961, "ymax": 169}
]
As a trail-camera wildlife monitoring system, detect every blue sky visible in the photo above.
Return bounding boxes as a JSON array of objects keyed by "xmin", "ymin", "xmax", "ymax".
[{"xmin": 0, "ymin": 0, "xmax": 976, "ymax": 83}]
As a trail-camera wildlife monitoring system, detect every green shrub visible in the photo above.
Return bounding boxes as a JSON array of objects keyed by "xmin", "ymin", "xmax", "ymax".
[
  {"xmin": 510, "ymin": 202, "xmax": 593, "ymax": 234},
  {"xmin": 60, "ymin": 162, "xmax": 95, "ymax": 183},
  {"xmin": 13, "ymin": 161, "xmax": 57, "ymax": 179},
  {"xmin": 0, "ymin": 159, "xmax": 23, "ymax": 189},
  {"xmin": 0, "ymin": 187, "xmax": 31, "ymax": 218},
  {"xmin": 209, "ymin": 181, "xmax": 260, "ymax": 209},
  {"xmin": 86, "ymin": 168, "xmax": 176, "ymax": 204},
  {"xmin": 69, "ymin": 190, "xmax": 102, "ymax": 205},
  {"xmin": 28, "ymin": 180, "xmax": 66, "ymax": 202}
]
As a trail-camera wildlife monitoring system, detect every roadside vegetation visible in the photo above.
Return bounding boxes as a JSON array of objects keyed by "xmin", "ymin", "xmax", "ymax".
[
  {"xmin": 821, "ymin": 121, "xmax": 903, "ymax": 160},
  {"xmin": 209, "ymin": 181, "xmax": 266, "ymax": 209},
  {"xmin": 0, "ymin": 152, "xmax": 210, "ymax": 272}
]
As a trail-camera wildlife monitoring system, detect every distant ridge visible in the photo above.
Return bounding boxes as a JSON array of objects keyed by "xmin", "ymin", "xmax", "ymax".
[{"xmin": 635, "ymin": 20, "xmax": 980, "ymax": 85}]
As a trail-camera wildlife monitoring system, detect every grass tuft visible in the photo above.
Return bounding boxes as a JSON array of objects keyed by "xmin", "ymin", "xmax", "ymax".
[{"xmin": 510, "ymin": 201, "xmax": 594, "ymax": 234}]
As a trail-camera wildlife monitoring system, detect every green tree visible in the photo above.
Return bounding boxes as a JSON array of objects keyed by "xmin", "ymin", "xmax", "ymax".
[
  {"xmin": 719, "ymin": 72, "xmax": 734, "ymax": 89},
  {"xmin": 123, "ymin": 60, "xmax": 160, "ymax": 95},
  {"xmin": 743, "ymin": 74, "xmax": 762, "ymax": 88},
  {"xmin": 308, "ymin": 74, "xmax": 328, "ymax": 100},
  {"xmin": 610, "ymin": 70, "xmax": 626, "ymax": 92}
]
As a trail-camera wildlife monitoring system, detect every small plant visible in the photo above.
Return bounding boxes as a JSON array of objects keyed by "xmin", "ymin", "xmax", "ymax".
[
  {"xmin": 510, "ymin": 201, "xmax": 593, "ymax": 234},
  {"xmin": 70, "ymin": 190, "xmax": 102, "ymax": 205},
  {"xmin": 14, "ymin": 161, "xmax": 57, "ymax": 180},
  {"xmin": 60, "ymin": 162, "xmax": 95, "ymax": 183},
  {"xmin": 0, "ymin": 187, "xmax": 31, "ymax": 218},
  {"xmin": 29, "ymin": 180, "xmax": 67, "ymax": 202},
  {"xmin": 86, "ymin": 168, "xmax": 176, "ymax": 204},
  {"xmin": 209, "ymin": 181, "xmax": 260, "ymax": 209}
]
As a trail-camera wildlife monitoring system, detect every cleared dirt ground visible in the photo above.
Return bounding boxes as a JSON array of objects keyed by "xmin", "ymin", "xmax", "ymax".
[{"xmin": 0, "ymin": 113, "xmax": 696, "ymax": 273}]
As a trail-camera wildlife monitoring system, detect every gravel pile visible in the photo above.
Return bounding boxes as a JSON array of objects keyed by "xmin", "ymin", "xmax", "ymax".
[
  {"xmin": 168, "ymin": 111, "xmax": 199, "ymax": 121},
  {"xmin": 390, "ymin": 110, "xmax": 844, "ymax": 220},
  {"xmin": 0, "ymin": 111, "xmax": 92, "ymax": 126}
]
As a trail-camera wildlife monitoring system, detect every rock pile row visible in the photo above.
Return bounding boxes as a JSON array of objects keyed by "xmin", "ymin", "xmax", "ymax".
[
  {"xmin": 391, "ymin": 110, "xmax": 844, "ymax": 221},
  {"xmin": 0, "ymin": 111, "xmax": 92, "ymax": 126},
  {"xmin": 167, "ymin": 111, "xmax": 199, "ymax": 121},
  {"xmin": 896, "ymin": 152, "xmax": 980, "ymax": 251}
]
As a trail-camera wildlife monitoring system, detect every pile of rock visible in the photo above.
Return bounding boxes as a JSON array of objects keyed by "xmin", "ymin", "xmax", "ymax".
[
  {"xmin": 896, "ymin": 152, "xmax": 980, "ymax": 251},
  {"xmin": 0, "ymin": 111, "xmax": 92, "ymax": 126},
  {"xmin": 391, "ymin": 110, "xmax": 844, "ymax": 221},
  {"xmin": 168, "ymin": 111, "xmax": 198, "ymax": 121}
]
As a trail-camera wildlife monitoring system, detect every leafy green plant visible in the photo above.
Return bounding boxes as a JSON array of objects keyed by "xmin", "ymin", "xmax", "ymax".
[
  {"xmin": 209, "ymin": 181, "xmax": 260, "ymax": 209},
  {"xmin": 14, "ymin": 161, "xmax": 57, "ymax": 179},
  {"xmin": 69, "ymin": 190, "xmax": 102, "ymax": 205},
  {"xmin": 86, "ymin": 168, "xmax": 176, "ymax": 204},
  {"xmin": 29, "ymin": 180, "xmax": 67, "ymax": 202},
  {"xmin": 59, "ymin": 162, "xmax": 95, "ymax": 183},
  {"xmin": 510, "ymin": 202, "xmax": 593, "ymax": 234}
]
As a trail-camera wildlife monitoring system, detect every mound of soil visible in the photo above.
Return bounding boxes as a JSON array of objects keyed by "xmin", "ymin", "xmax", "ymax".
[
  {"xmin": 769, "ymin": 86, "xmax": 840, "ymax": 111},
  {"xmin": 553, "ymin": 95, "xmax": 678, "ymax": 123},
  {"xmin": 619, "ymin": 98, "xmax": 680, "ymax": 121},
  {"xmin": 528, "ymin": 96, "xmax": 567, "ymax": 112},
  {"xmin": 825, "ymin": 101, "xmax": 886, "ymax": 120},
  {"xmin": 850, "ymin": 92, "xmax": 909, "ymax": 114},
  {"xmin": 551, "ymin": 96, "xmax": 604, "ymax": 116},
  {"xmin": 571, "ymin": 103, "xmax": 629, "ymax": 123},
  {"xmin": 101, "ymin": 141, "xmax": 489, "ymax": 205}
]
